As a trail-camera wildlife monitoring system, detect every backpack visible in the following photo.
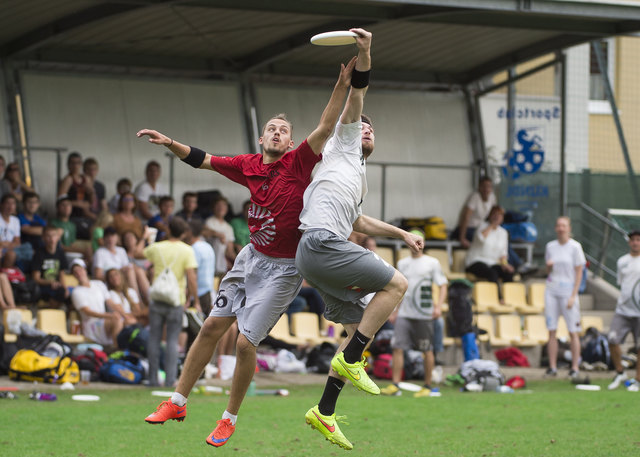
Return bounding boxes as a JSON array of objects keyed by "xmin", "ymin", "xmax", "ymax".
[
  {"xmin": 581, "ymin": 327, "xmax": 611, "ymax": 367},
  {"xmin": 373, "ymin": 353, "xmax": 395, "ymax": 380},
  {"xmin": 99, "ymin": 351, "xmax": 144, "ymax": 384},
  {"xmin": 305, "ymin": 342, "xmax": 338, "ymax": 374},
  {"xmin": 495, "ymin": 347, "xmax": 530, "ymax": 367},
  {"xmin": 9, "ymin": 335, "xmax": 79, "ymax": 384},
  {"xmin": 148, "ymin": 248, "xmax": 182, "ymax": 306},
  {"xmin": 424, "ymin": 216, "xmax": 447, "ymax": 240},
  {"xmin": 116, "ymin": 324, "xmax": 149, "ymax": 356},
  {"xmin": 502, "ymin": 222, "xmax": 538, "ymax": 243},
  {"xmin": 72, "ymin": 347, "xmax": 108, "ymax": 381},
  {"xmin": 447, "ymin": 280, "xmax": 474, "ymax": 336}
]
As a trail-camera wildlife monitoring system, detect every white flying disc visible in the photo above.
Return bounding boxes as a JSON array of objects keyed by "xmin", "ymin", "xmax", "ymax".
[
  {"xmin": 310, "ymin": 31, "xmax": 357, "ymax": 46},
  {"xmin": 151, "ymin": 390, "xmax": 175, "ymax": 397},
  {"xmin": 397, "ymin": 382, "xmax": 422, "ymax": 392},
  {"xmin": 71, "ymin": 394, "xmax": 100, "ymax": 401},
  {"xmin": 575, "ymin": 384, "xmax": 601, "ymax": 391}
]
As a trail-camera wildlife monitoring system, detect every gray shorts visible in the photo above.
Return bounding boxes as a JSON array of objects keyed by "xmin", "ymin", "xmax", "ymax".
[
  {"xmin": 210, "ymin": 244, "xmax": 302, "ymax": 346},
  {"xmin": 544, "ymin": 289, "xmax": 581, "ymax": 333},
  {"xmin": 391, "ymin": 317, "xmax": 434, "ymax": 352},
  {"xmin": 295, "ymin": 229, "xmax": 395, "ymax": 325},
  {"xmin": 608, "ymin": 313, "xmax": 640, "ymax": 346}
]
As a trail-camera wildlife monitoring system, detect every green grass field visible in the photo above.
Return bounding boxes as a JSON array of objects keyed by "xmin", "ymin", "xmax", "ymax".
[{"xmin": 1, "ymin": 379, "xmax": 637, "ymax": 457}]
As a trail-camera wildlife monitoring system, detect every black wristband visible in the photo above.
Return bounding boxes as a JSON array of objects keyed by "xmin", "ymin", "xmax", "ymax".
[
  {"xmin": 182, "ymin": 146, "xmax": 206, "ymax": 168},
  {"xmin": 351, "ymin": 69, "xmax": 370, "ymax": 89}
]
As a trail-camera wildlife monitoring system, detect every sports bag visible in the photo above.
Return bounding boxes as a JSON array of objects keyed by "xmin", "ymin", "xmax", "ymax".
[
  {"xmin": 99, "ymin": 352, "xmax": 144, "ymax": 384},
  {"xmin": 116, "ymin": 324, "xmax": 149, "ymax": 356},
  {"xmin": 148, "ymin": 248, "xmax": 182, "ymax": 306},
  {"xmin": 72, "ymin": 347, "xmax": 108, "ymax": 381},
  {"xmin": 424, "ymin": 216, "xmax": 447, "ymax": 240},
  {"xmin": 9, "ymin": 335, "xmax": 79, "ymax": 384}
]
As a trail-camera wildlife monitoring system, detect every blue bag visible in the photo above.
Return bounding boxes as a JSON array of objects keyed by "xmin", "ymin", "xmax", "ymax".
[
  {"xmin": 99, "ymin": 353, "xmax": 144, "ymax": 384},
  {"xmin": 502, "ymin": 222, "xmax": 538, "ymax": 242}
]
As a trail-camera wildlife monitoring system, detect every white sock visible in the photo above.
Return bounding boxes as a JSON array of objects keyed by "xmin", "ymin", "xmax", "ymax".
[
  {"xmin": 171, "ymin": 392, "xmax": 187, "ymax": 407},
  {"xmin": 222, "ymin": 410, "xmax": 237, "ymax": 426}
]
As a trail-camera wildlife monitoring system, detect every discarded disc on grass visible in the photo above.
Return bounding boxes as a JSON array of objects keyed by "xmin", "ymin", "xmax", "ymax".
[
  {"xmin": 575, "ymin": 384, "xmax": 600, "ymax": 391},
  {"xmin": 151, "ymin": 390, "xmax": 175, "ymax": 397},
  {"xmin": 71, "ymin": 394, "xmax": 100, "ymax": 401},
  {"xmin": 397, "ymin": 382, "xmax": 421, "ymax": 392}
]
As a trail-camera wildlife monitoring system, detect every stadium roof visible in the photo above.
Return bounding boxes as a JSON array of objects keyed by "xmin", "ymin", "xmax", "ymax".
[{"xmin": 1, "ymin": 0, "xmax": 640, "ymax": 87}]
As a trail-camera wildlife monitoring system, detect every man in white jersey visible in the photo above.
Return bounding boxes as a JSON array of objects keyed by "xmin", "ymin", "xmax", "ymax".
[
  {"xmin": 296, "ymin": 29, "xmax": 423, "ymax": 450},
  {"xmin": 380, "ymin": 230, "xmax": 447, "ymax": 398},
  {"xmin": 607, "ymin": 229, "xmax": 640, "ymax": 391}
]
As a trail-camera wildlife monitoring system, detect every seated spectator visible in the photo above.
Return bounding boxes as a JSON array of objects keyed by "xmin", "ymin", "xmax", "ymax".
[
  {"xmin": 105, "ymin": 268, "xmax": 146, "ymax": 325},
  {"xmin": 203, "ymin": 196, "xmax": 236, "ymax": 276},
  {"xmin": 83, "ymin": 157, "xmax": 107, "ymax": 214},
  {"xmin": 0, "ymin": 155, "xmax": 10, "ymax": 199},
  {"xmin": 148, "ymin": 195, "xmax": 174, "ymax": 242},
  {"xmin": 70, "ymin": 258, "xmax": 123, "ymax": 346},
  {"xmin": 19, "ymin": 191, "xmax": 47, "ymax": 251},
  {"xmin": 90, "ymin": 210, "xmax": 113, "ymax": 253},
  {"xmin": 113, "ymin": 192, "xmax": 145, "ymax": 240},
  {"xmin": 31, "ymin": 225, "xmax": 69, "ymax": 307},
  {"xmin": 51, "ymin": 195, "xmax": 92, "ymax": 261},
  {"xmin": 230, "ymin": 199, "xmax": 251, "ymax": 254},
  {"xmin": 58, "ymin": 152, "xmax": 96, "ymax": 240},
  {"xmin": 135, "ymin": 160, "xmax": 165, "ymax": 223},
  {"xmin": 186, "ymin": 219, "xmax": 215, "ymax": 315},
  {"xmin": 3, "ymin": 162, "xmax": 34, "ymax": 207},
  {"xmin": 175, "ymin": 191, "xmax": 201, "ymax": 223},
  {"xmin": 0, "ymin": 194, "xmax": 32, "ymax": 268},
  {"xmin": 0, "ymin": 272, "xmax": 17, "ymax": 310},
  {"xmin": 451, "ymin": 176, "xmax": 496, "ymax": 248},
  {"xmin": 108, "ymin": 178, "xmax": 132, "ymax": 214},
  {"xmin": 464, "ymin": 205, "xmax": 514, "ymax": 300},
  {"xmin": 122, "ymin": 230, "xmax": 149, "ymax": 270}
]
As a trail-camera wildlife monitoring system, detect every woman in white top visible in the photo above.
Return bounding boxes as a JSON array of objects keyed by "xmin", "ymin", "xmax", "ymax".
[
  {"xmin": 105, "ymin": 268, "xmax": 146, "ymax": 326},
  {"xmin": 544, "ymin": 216, "xmax": 586, "ymax": 378},
  {"xmin": 464, "ymin": 205, "xmax": 514, "ymax": 301}
]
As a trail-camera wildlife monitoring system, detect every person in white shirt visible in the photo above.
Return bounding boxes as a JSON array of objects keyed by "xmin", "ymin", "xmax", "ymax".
[
  {"xmin": 105, "ymin": 267, "xmax": 144, "ymax": 326},
  {"xmin": 452, "ymin": 177, "xmax": 497, "ymax": 248},
  {"xmin": 544, "ymin": 216, "xmax": 585, "ymax": 378},
  {"xmin": 0, "ymin": 193, "xmax": 31, "ymax": 268},
  {"xmin": 607, "ymin": 229, "xmax": 640, "ymax": 391},
  {"xmin": 70, "ymin": 258, "xmax": 123, "ymax": 346},
  {"xmin": 203, "ymin": 196, "xmax": 235, "ymax": 276},
  {"xmin": 464, "ymin": 205, "xmax": 514, "ymax": 301},
  {"xmin": 135, "ymin": 160, "xmax": 165, "ymax": 222}
]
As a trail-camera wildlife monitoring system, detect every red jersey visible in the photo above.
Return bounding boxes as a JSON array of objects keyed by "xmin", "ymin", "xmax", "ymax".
[{"xmin": 209, "ymin": 140, "xmax": 320, "ymax": 258}]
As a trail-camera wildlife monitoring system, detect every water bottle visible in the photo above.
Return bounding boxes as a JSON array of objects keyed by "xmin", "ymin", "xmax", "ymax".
[
  {"xmin": 496, "ymin": 385, "xmax": 514, "ymax": 394},
  {"xmin": 30, "ymin": 392, "xmax": 57, "ymax": 401}
]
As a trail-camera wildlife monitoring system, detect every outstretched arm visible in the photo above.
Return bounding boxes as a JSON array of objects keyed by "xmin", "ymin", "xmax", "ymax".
[
  {"xmin": 306, "ymin": 57, "xmax": 356, "ymax": 155},
  {"xmin": 340, "ymin": 28, "xmax": 372, "ymax": 125},
  {"xmin": 352, "ymin": 214, "xmax": 424, "ymax": 253},
  {"xmin": 136, "ymin": 130, "xmax": 216, "ymax": 171}
]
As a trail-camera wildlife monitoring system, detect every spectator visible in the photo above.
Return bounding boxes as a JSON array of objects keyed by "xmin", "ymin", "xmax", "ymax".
[
  {"xmin": 175, "ymin": 191, "xmax": 201, "ymax": 223},
  {"xmin": 607, "ymin": 229, "xmax": 640, "ymax": 392},
  {"xmin": 31, "ymin": 225, "xmax": 69, "ymax": 307},
  {"xmin": 135, "ymin": 160, "xmax": 165, "ymax": 222},
  {"xmin": 464, "ymin": 205, "xmax": 514, "ymax": 301},
  {"xmin": 58, "ymin": 152, "xmax": 96, "ymax": 240},
  {"xmin": 18, "ymin": 191, "xmax": 47, "ymax": 251},
  {"xmin": 90, "ymin": 210, "xmax": 113, "ymax": 253},
  {"xmin": 148, "ymin": 195, "xmax": 174, "ymax": 242},
  {"xmin": 51, "ymin": 195, "xmax": 92, "ymax": 261},
  {"xmin": 105, "ymin": 268, "xmax": 145, "ymax": 326},
  {"xmin": 83, "ymin": 157, "xmax": 107, "ymax": 214},
  {"xmin": 230, "ymin": 200, "xmax": 251, "ymax": 254},
  {"xmin": 122, "ymin": 230, "xmax": 149, "ymax": 271},
  {"xmin": 0, "ymin": 272, "xmax": 16, "ymax": 309},
  {"xmin": 0, "ymin": 194, "xmax": 31, "ymax": 268},
  {"xmin": 108, "ymin": 178, "xmax": 132, "ymax": 214},
  {"xmin": 70, "ymin": 258, "xmax": 123, "ymax": 346},
  {"xmin": 544, "ymin": 216, "xmax": 585, "ymax": 379},
  {"xmin": 451, "ymin": 176, "xmax": 496, "ymax": 248},
  {"xmin": 3, "ymin": 162, "xmax": 34, "ymax": 207},
  {"xmin": 0, "ymin": 155, "xmax": 10, "ymax": 198},
  {"xmin": 113, "ymin": 191, "xmax": 145, "ymax": 240},
  {"xmin": 203, "ymin": 196, "xmax": 236, "ymax": 276},
  {"xmin": 144, "ymin": 217, "xmax": 198, "ymax": 387},
  {"xmin": 186, "ymin": 219, "xmax": 215, "ymax": 315}
]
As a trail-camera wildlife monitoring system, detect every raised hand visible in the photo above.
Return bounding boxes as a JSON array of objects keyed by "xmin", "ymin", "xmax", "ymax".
[
  {"xmin": 338, "ymin": 56, "xmax": 358, "ymax": 87},
  {"xmin": 137, "ymin": 129, "xmax": 171, "ymax": 147}
]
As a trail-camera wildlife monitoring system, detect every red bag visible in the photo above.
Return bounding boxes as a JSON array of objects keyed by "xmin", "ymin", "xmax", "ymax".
[
  {"xmin": 494, "ymin": 347, "xmax": 530, "ymax": 367},
  {"xmin": 506, "ymin": 375, "xmax": 526, "ymax": 389},
  {"xmin": 2, "ymin": 267, "xmax": 26, "ymax": 284},
  {"xmin": 373, "ymin": 353, "xmax": 406, "ymax": 380}
]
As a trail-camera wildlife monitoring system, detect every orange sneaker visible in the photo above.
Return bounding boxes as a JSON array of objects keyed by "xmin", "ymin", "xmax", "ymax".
[
  {"xmin": 145, "ymin": 400, "xmax": 187, "ymax": 424},
  {"xmin": 206, "ymin": 419, "xmax": 236, "ymax": 447}
]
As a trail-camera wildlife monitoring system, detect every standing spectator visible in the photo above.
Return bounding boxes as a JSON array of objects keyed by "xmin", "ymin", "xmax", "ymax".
[
  {"xmin": 544, "ymin": 216, "xmax": 585, "ymax": 379},
  {"xmin": 381, "ymin": 234, "xmax": 447, "ymax": 397},
  {"xmin": 230, "ymin": 200, "xmax": 251, "ymax": 253},
  {"xmin": 83, "ymin": 157, "xmax": 107, "ymax": 214},
  {"xmin": 105, "ymin": 268, "xmax": 145, "ymax": 326},
  {"xmin": 0, "ymin": 194, "xmax": 29, "ymax": 268},
  {"xmin": 113, "ymin": 192, "xmax": 145, "ymax": 240},
  {"xmin": 148, "ymin": 196, "xmax": 174, "ymax": 242},
  {"xmin": 203, "ymin": 196, "xmax": 235, "ymax": 276},
  {"xmin": 144, "ymin": 217, "xmax": 198, "ymax": 387},
  {"xmin": 51, "ymin": 195, "xmax": 92, "ymax": 261},
  {"xmin": 135, "ymin": 160, "xmax": 165, "ymax": 222},
  {"xmin": 3, "ymin": 162, "xmax": 34, "ymax": 207},
  {"xmin": 607, "ymin": 229, "xmax": 640, "ymax": 391},
  {"xmin": 186, "ymin": 219, "xmax": 215, "ymax": 315},
  {"xmin": 31, "ymin": 225, "xmax": 69, "ymax": 307},
  {"xmin": 464, "ymin": 205, "xmax": 514, "ymax": 301},
  {"xmin": 58, "ymin": 152, "xmax": 96, "ymax": 239},
  {"xmin": 175, "ymin": 192, "xmax": 201, "ymax": 223},
  {"xmin": 451, "ymin": 176, "xmax": 496, "ymax": 248},
  {"xmin": 71, "ymin": 258, "xmax": 123, "ymax": 346},
  {"xmin": 18, "ymin": 191, "xmax": 47, "ymax": 251},
  {"xmin": 108, "ymin": 178, "xmax": 132, "ymax": 214}
]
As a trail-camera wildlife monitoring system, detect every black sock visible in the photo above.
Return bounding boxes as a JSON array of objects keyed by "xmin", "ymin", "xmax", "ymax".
[
  {"xmin": 343, "ymin": 330, "xmax": 370, "ymax": 363},
  {"xmin": 318, "ymin": 377, "xmax": 345, "ymax": 416}
]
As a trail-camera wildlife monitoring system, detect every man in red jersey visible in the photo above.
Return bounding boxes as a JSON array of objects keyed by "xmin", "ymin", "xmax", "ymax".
[{"xmin": 138, "ymin": 55, "xmax": 357, "ymax": 447}]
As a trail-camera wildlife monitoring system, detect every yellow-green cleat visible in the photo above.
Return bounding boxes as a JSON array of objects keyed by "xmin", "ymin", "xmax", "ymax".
[
  {"xmin": 305, "ymin": 405, "xmax": 353, "ymax": 451},
  {"xmin": 331, "ymin": 352, "xmax": 380, "ymax": 395},
  {"xmin": 413, "ymin": 387, "xmax": 432, "ymax": 398},
  {"xmin": 380, "ymin": 383, "xmax": 402, "ymax": 396}
]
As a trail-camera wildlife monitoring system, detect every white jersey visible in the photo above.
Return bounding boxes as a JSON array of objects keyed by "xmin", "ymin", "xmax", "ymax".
[
  {"xmin": 108, "ymin": 288, "xmax": 139, "ymax": 314},
  {"xmin": 545, "ymin": 238, "xmax": 586, "ymax": 294},
  {"xmin": 465, "ymin": 222, "xmax": 508, "ymax": 267},
  {"xmin": 615, "ymin": 253, "xmax": 640, "ymax": 317},
  {"xmin": 397, "ymin": 255, "xmax": 447, "ymax": 320},
  {"xmin": 299, "ymin": 121, "xmax": 366, "ymax": 239}
]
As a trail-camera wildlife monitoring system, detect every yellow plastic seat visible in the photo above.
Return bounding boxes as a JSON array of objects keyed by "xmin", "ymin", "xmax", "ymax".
[
  {"xmin": 451, "ymin": 249, "xmax": 468, "ymax": 275},
  {"xmin": 472, "ymin": 281, "xmax": 514, "ymax": 313},
  {"xmin": 62, "ymin": 272, "xmax": 79, "ymax": 288},
  {"xmin": 580, "ymin": 316, "xmax": 604, "ymax": 336},
  {"xmin": 290, "ymin": 312, "xmax": 335, "ymax": 345},
  {"xmin": 36, "ymin": 309, "xmax": 86, "ymax": 344},
  {"xmin": 426, "ymin": 249, "xmax": 466, "ymax": 281},
  {"xmin": 523, "ymin": 315, "xmax": 549, "ymax": 344},
  {"xmin": 503, "ymin": 283, "xmax": 528, "ymax": 313},
  {"xmin": 3, "ymin": 309, "xmax": 33, "ymax": 343},
  {"xmin": 375, "ymin": 247, "xmax": 395, "ymax": 266},
  {"xmin": 525, "ymin": 282, "xmax": 546, "ymax": 314},
  {"xmin": 319, "ymin": 315, "xmax": 344, "ymax": 343},
  {"xmin": 495, "ymin": 315, "xmax": 538, "ymax": 347},
  {"xmin": 397, "ymin": 248, "xmax": 411, "ymax": 263},
  {"xmin": 268, "ymin": 314, "xmax": 308, "ymax": 346},
  {"xmin": 476, "ymin": 314, "xmax": 509, "ymax": 346}
]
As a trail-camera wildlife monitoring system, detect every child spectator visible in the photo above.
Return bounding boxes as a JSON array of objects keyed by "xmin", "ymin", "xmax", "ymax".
[
  {"xmin": 108, "ymin": 178, "xmax": 132, "ymax": 214},
  {"xmin": 203, "ymin": 196, "xmax": 235, "ymax": 276},
  {"xmin": 186, "ymin": 219, "xmax": 215, "ymax": 315},
  {"xmin": 0, "ymin": 194, "xmax": 29, "ymax": 268},
  {"xmin": 135, "ymin": 160, "xmax": 165, "ymax": 222},
  {"xmin": 175, "ymin": 191, "xmax": 201, "ymax": 223},
  {"xmin": 91, "ymin": 210, "xmax": 113, "ymax": 252},
  {"xmin": 3, "ymin": 162, "xmax": 34, "ymax": 207},
  {"xmin": 83, "ymin": 157, "xmax": 107, "ymax": 214},
  {"xmin": 148, "ymin": 195, "xmax": 174, "ymax": 242},
  {"xmin": 31, "ymin": 225, "xmax": 69, "ymax": 307},
  {"xmin": 19, "ymin": 191, "xmax": 47, "ymax": 250},
  {"xmin": 230, "ymin": 200, "xmax": 251, "ymax": 253},
  {"xmin": 105, "ymin": 268, "xmax": 144, "ymax": 326},
  {"xmin": 51, "ymin": 195, "xmax": 92, "ymax": 261}
]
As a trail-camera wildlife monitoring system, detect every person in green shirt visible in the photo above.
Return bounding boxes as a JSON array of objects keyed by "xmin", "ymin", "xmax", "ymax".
[
  {"xmin": 51, "ymin": 195, "xmax": 92, "ymax": 261},
  {"xmin": 230, "ymin": 200, "xmax": 251, "ymax": 254}
]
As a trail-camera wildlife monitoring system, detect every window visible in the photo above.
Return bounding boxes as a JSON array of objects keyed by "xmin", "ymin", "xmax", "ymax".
[{"xmin": 588, "ymin": 38, "xmax": 615, "ymax": 114}]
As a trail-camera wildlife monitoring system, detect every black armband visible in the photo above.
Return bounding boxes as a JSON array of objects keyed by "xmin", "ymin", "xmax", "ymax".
[
  {"xmin": 182, "ymin": 146, "xmax": 207, "ymax": 168},
  {"xmin": 351, "ymin": 69, "xmax": 370, "ymax": 89}
]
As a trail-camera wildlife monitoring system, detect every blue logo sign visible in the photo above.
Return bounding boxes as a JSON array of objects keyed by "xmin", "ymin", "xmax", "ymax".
[{"xmin": 502, "ymin": 127, "xmax": 545, "ymax": 180}]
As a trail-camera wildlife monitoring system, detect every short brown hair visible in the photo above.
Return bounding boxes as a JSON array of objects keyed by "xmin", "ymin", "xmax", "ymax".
[
  {"xmin": 361, "ymin": 114, "xmax": 373, "ymax": 128},
  {"xmin": 261, "ymin": 113, "xmax": 293, "ymax": 136}
]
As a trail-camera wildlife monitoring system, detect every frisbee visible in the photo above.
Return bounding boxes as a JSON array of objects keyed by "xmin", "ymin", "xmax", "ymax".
[
  {"xmin": 397, "ymin": 381, "xmax": 422, "ymax": 392},
  {"xmin": 71, "ymin": 394, "xmax": 100, "ymax": 401},
  {"xmin": 575, "ymin": 384, "xmax": 601, "ymax": 391},
  {"xmin": 310, "ymin": 31, "xmax": 357, "ymax": 46},
  {"xmin": 151, "ymin": 390, "xmax": 175, "ymax": 397}
]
